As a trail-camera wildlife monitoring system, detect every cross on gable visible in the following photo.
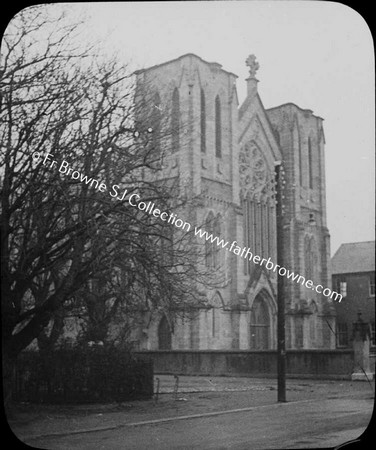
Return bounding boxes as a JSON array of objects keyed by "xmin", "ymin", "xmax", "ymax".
[{"xmin": 246, "ymin": 54, "xmax": 259, "ymax": 78}]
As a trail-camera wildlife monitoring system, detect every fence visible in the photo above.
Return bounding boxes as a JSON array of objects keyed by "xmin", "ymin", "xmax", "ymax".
[
  {"xmin": 134, "ymin": 349, "xmax": 354, "ymax": 380},
  {"xmin": 13, "ymin": 347, "xmax": 154, "ymax": 403}
]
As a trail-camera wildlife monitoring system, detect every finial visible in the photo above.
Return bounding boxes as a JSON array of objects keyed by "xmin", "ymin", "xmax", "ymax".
[{"xmin": 245, "ymin": 54, "xmax": 259, "ymax": 78}]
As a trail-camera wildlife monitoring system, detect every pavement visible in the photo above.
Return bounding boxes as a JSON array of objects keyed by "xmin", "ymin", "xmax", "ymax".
[{"xmin": 7, "ymin": 375, "xmax": 375, "ymax": 449}]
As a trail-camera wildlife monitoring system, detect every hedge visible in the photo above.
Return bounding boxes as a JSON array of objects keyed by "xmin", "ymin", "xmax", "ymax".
[{"xmin": 13, "ymin": 346, "xmax": 153, "ymax": 404}]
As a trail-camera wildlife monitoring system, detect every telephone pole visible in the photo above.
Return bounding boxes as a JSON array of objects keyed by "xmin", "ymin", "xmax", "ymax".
[{"xmin": 275, "ymin": 162, "xmax": 286, "ymax": 402}]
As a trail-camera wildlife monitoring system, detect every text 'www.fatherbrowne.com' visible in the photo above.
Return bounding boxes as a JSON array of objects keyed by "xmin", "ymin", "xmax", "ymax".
[{"xmin": 193, "ymin": 227, "xmax": 342, "ymax": 302}]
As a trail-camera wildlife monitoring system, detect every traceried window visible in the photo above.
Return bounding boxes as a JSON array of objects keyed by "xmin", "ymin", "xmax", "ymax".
[
  {"xmin": 171, "ymin": 88, "xmax": 180, "ymax": 152},
  {"xmin": 200, "ymin": 89, "xmax": 206, "ymax": 153},
  {"xmin": 239, "ymin": 140, "xmax": 275, "ymax": 275},
  {"xmin": 215, "ymin": 95, "xmax": 222, "ymax": 158}
]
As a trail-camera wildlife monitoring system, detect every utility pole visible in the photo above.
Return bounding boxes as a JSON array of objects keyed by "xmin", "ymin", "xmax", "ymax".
[{"xmin": 275, "ymin": 162, "xmax": 286, "ymax": 402}]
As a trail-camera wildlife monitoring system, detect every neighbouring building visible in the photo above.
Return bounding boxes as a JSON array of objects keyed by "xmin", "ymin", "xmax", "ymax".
[
  {"xmin": 332, "ymin": 241, "xmax": 375, "ymax": 349},
  {"xmin": 131, "ymin": 53, "xmax": 336, "ymax": 350}
]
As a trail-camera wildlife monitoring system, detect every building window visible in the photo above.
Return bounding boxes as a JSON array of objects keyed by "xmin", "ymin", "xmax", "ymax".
[
  {"xmin": 256, "ymin": 203, "xmax": 261, "ymax": 255},
  {"xmin": 308, "ymin": 137, "xmax": 313, "ymax": 189},
  {"xmin": 336, "ymin": 323, "xmax": 349, "ymax": 348},
  {"xmin": 304, "ymin": 236, "xmax": 317, "ymax": 282},
  {"xmin": 205, "ymin": 212, "xmax": 215, "ymax": 268},
  {"xmin": 213, "ymin": 214, "xmax": 222, "ymax": 268},
  {"xmin": 268, "ymin": 203, "xmax": 274, "ymax": 260},
  {"xmin": 339, "ymin": 281, "xmax": 347, "ymax": 298},
  {"xmin": 200, "ymin": 89, "xmax": 206, "ymax": 153},
  {"xmin": 370, "ymin": 322, "xmax": 375, "ymax": 346},
  {"xmin": 205, "ymin": 213, "xmax": 222, "ymax": 269},
  {"xmin": 369, "ymin": 276, "xmax": 375, "ymax": 297},
  {"xmin": 152, "ymin": 92, "xmax": 161, "ymax": 154},
  {"xmin": 171, "ymin": 88, "xmax": 180, "ymax": 152},
  {"xmin": 158, "ymin": 316, "xmax": 172, "ymax": 350},
  {"xmin": 160, "ymin": 225, "xmax": 173, "ymax": 266},
  {"xmin": 215, "ymin": 95, "xmax": 222, "ymax": 158},
  {"xmin": 298, "ymin": 133, "xmax": 303, "ymax": 186},
  {"xmin": 335, "ymin": 278, "xmax": 347, "ymax": 298},
  {"xmin": 250, "ymin": 296, "xmax": 270, "ymax": 350},
  {"xmin": 295, "ymin": 321, "xmax": 303, "ymax": 349}
]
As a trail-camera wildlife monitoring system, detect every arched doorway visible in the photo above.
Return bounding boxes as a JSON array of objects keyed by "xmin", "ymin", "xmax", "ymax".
[
  {"xmin": 158, "ymin": 316, "xmax": 172, "ymax": 350},
  {"xmin": 250, "ymin": 295, "xmax": 270, "ymax": 349}
]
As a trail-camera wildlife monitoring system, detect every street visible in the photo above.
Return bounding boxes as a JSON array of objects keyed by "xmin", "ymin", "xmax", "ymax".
[{"xmin": 13, "ymin": 376, "xmax": 374, "ymax": 449}]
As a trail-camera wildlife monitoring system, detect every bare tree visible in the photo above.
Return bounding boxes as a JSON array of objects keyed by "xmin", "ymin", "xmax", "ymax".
[{"xmin": 1, "ymin": 5, "xmax": 221, "ymax": 384}]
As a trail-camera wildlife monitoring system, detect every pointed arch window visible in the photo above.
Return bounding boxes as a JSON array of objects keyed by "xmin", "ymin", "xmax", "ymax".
[
  {"xmin": 171, "ymin": 88, "xmax": 180, "ymax": 152},
  {"xmin": 250, "ymin": 296, "xmax": 270, "ymax": 349},
  {"xmin": 152, "ymin": 92, "xmax": 161, "ymax": 154},
  {"xmin": 160, "ymin": 224, "xmax": 174, "ymax": 266},
  {"xmin": 298, "ymin": 134, "xmax": 303, "ymax": 186},
  {"xmin": 158, "ymin": 316, "xmax": 172, "ymax": 350},
  {"xmin": 213, "ymin": 214, "xmax": 222, "ymax": 268},
  {"xmin": 304, "ymin": 236, "xmax": 317, "ymax": 282},
  {"xmin": 200, "ymin": 89, "xmax": 206, "ymax": 153},
  {"xmin": 205, "ymin": 211, "xmax": 215, "ymax": 268},
  {"xmin": 215, "ymin": 95, "xmax": 222, "ymax": 158},
  {"xmin": 308, "ymin": 137, "xmax": 313, "ymax": 189}
]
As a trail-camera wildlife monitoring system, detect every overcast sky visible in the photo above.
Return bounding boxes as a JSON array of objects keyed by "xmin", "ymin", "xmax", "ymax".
[{"xmin": 15, "ymin": 1, "xmax": 376, "ymax": 255}]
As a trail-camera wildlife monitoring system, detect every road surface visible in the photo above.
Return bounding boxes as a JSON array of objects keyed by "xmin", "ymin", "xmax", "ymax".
[{"xmin": 22, "ymin": 395, "xmax": 373, "ymax": 449}]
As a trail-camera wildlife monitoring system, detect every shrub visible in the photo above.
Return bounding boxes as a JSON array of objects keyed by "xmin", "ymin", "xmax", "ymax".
[{"xmin": 13, "ymin": 345, "xmax": 153, "ymax": 404}]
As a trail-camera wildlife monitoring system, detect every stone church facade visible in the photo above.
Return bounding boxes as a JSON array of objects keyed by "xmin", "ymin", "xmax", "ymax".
[{"xmin": 132, "ymin": 53, "xmax": 336, "ymax": 351}]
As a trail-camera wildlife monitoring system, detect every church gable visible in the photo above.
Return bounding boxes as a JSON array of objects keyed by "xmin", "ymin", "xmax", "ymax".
[{"xmin": 238, "ymin": 95, "xmax": 281, "ymax": 168}]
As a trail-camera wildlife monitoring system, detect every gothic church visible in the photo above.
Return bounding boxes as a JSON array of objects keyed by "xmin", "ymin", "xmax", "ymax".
[{"xmin": 133, "ymin": 53, "xmax": 336, "ymax": 350}]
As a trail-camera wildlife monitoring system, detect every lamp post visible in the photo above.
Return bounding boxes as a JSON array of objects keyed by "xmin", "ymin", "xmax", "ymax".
[{"xmin": 275, "ymin": 162, "xmax": 286, "ymax": 402}]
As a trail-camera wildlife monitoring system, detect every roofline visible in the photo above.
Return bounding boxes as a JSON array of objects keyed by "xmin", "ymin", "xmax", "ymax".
[
  {"xmin": 134, "ymin": 53, "xmax": 238, "ymax": 78},
  {"xmin": 266, "ymin": 102, "xmax": 324, "ymax": 120},
  {"xmin": 334, "ymin": 240, "xmax": 375, "ymax": 247},
  {"xmin": 331, "ymin": 270, "xmax": 375, "ymax": 276},
  {"xmin": 256, "ymin": 93, "xmax": 283, "ymax": 156},
  {"xmin": 332, "ymin": 240, "xmax": 375, "ymax": 256}
]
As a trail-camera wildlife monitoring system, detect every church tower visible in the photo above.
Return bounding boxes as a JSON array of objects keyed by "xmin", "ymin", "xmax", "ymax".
[
  {"xmin": 134, "ymin": 54, "xmax": 242, "ymax": 349},
  {"xmin": 267, "ymin": 104, "xmax": 336, "ymax": 348}
]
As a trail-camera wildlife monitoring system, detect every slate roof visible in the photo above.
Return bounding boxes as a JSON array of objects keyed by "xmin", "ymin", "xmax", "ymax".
[{"xmin": 331, "ymin": 241, "xmax": 375, "ymax": 275}]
